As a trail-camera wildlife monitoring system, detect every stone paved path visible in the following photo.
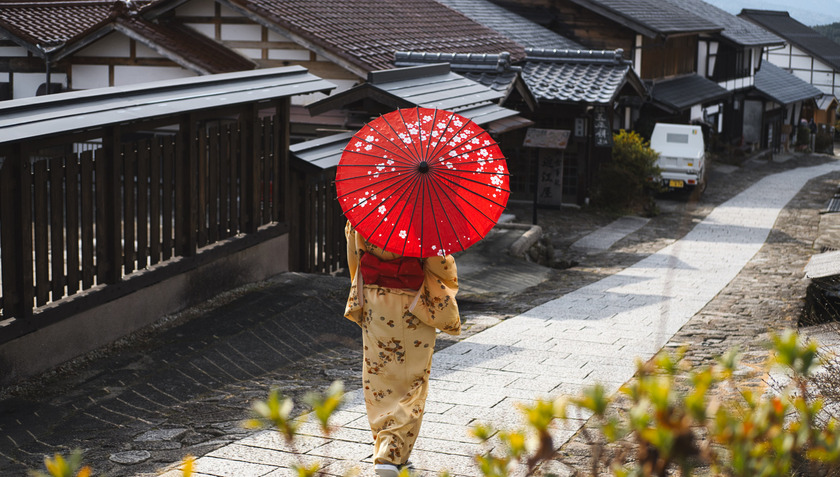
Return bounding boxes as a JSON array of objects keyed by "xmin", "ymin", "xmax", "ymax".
[{"xmin": 155, "ymin": 162, "xmax": 840, "ymax": 477}]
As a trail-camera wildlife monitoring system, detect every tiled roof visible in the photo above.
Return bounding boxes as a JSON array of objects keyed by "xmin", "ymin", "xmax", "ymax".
[
  {"xmin": 394, "ymin": 51, "xmax": 519, "ymax": 92},
  {"xmin": 0, "ymin": 0, "xmax": 158, "ymax": 56},
  {"xmin": 0, "ymin": 1, "xmax": 254, "ymax": 74},
  {"xmin": 663, "ymin": 0, "xmax": 782, "ymax": 46},
  {"xmin": 307, "ymin": 63, "xmax": 532, "ymax": 133},
  {"xmin": 433, "ymin": 0, "xmax": 583, "ymax": 49},
  {"xmin": 648, "ymin": 74, "xmax": 731, "ymax": 112},
  {"xmin": 226, "ymin": 0, "xmax": 526, "ymax": 75},
  {"xmin": 520, "ymin": 48, "xmax": 644, "ymax": 105},
  {"xmin": 566, "ymin": 0, "xmax": 721, "ymax": 37},
  {"xmin": 116, "ymin": 17, "xmax": 256, "ymax": 74},
  {"xmin": 740, "ymin": 9, "xmax": 840, "ymax": 71},
  {"xmin": 754, "ymin": 61, "xmax": 824, "ymax": 105}
]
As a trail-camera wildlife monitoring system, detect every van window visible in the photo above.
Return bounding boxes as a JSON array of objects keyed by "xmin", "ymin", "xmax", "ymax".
[{"xmin": 667, "ymin": 133, "xmax": 689, "ymax": 144}]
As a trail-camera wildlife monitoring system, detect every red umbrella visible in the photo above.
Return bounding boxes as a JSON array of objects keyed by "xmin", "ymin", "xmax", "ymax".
[{"xmin": 336, "ymin": 107, "xmax": 510, "ymax": 258}]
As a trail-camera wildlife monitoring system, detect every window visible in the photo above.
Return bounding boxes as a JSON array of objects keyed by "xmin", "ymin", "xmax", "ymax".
[{"xmin": 667, "ymin": 133, "xmax": 689, "ymax": 144}]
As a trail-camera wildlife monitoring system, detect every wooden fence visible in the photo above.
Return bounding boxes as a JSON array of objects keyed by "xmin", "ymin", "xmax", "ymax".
[
  {"xmin": 0, "ymin": 104, "xmax": 296, "ymax": 344},
  {"xmin": 289, "ymin": 166, "xmax": 346, "ymax": 275}
]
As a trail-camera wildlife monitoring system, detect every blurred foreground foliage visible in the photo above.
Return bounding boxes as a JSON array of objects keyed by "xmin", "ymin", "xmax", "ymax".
[{"xmin": 32, "ymin": 330, "xmax": 840, "ymax": 476}]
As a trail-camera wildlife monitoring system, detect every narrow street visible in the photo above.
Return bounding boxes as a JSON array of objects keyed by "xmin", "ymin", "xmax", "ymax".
[{"xmin": 1, "ymin": 151, "xmax": 838, "ymax": 477}]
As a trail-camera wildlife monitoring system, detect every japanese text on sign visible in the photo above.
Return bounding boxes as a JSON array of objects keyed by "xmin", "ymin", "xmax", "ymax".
[{"xmin": 592, "ymin": 107, "xmax": 612, "ymax": 148}]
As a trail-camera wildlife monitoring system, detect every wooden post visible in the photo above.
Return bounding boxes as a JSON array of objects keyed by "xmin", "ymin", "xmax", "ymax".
[
  {"xmin": 0, "ymin": 144, "xmax": 34, "ymax": 322},
  {"xmin": 175, "ymin": 114, "xmax": 197, "ymax": 257},
  {"xmin": 243, "ymin": 104, "xmax": 260, "ymax": 233},
  {"xmin": 101, "ymin": 126, "xmax": 123, "ymax": 284},
  {"xmin": 276, "ymin": 98, "xmax": 290, "ymax": 224}
]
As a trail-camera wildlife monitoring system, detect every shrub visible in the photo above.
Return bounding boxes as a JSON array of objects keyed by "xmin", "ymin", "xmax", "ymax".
[
  {"xmin": 797, "ymin": 125, "xmax": 812, "ymax": 148},
  {"xmin": 593, "ymin": 130, "xmax": 662, "ymax": 215}
]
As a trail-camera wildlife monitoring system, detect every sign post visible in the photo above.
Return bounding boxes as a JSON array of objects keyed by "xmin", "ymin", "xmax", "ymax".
[{"xmin": 524, "ymin": 128, "xmax": 571, "ymax": 223}]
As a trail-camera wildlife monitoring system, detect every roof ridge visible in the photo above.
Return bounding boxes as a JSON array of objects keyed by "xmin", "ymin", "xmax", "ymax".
[
  {"xmin": 525, "ymin": 48, "xmax": 628, "ymax": 65},
  {"xmin": 394, "ymin": 50, "xmax": 520, "ymax": 72},
  {"xmin": 740, "ymin": 9, "xmax": 790, "ymax": 17}
]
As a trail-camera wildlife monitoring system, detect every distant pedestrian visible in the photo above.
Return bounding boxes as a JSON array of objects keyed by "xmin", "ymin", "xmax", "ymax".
[{"xmin": 344, "ymin": 222, "xmax": 461, "ymax": 477}]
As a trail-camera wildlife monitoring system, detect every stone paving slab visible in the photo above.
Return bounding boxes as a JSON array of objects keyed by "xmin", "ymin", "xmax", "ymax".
[{"xmin": 570, "ymin": 216, "xmax": 650, "ymax": 253}]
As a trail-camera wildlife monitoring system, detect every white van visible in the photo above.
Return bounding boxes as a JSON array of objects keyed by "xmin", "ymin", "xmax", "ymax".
[{"xmin": 650, "ymin": 123, "xmax": 706, "ymax": 191}]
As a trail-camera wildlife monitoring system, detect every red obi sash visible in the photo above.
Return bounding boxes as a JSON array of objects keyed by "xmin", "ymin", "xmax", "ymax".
[{"xmin": 360, "ymin": 253, "xmax": 424, "ymax": 290}]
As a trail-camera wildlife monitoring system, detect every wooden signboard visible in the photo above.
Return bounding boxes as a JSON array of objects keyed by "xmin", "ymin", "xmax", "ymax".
[
  {"xmin": 524, "ymin": 128, "xmax": 571, "ymax": 149},
  {"xmin": 593, "ymin": 106, "xmax": 612, "ymax": 148}
]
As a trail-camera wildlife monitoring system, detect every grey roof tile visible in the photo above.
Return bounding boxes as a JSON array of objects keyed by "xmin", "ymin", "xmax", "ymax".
[
  {"xmin": 754, "ymin": 61, "xmax": 824, "ymax": 104},
  {"xmin": 664, "ymin": 0, "xmax": 782, "ymax": 46},
  {"xmin": 521, "ymin": 48, "xmax": 640, "ymax": 104},
  {"xmin": 649, "ymin": 74, "xmax": 731, "ymax": 111},
  {"xmin": 394, "ymin": 51, "xmax": 520, "ymax": 91},
  {"xmin": 434, "ymin": 0, "xmax": 583, "ymax": 49}
]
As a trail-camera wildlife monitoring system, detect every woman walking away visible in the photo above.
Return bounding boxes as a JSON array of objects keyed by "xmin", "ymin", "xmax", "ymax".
[{"xmin": 344, "ymin": 222, "xmax": 461, "ymax": 477}]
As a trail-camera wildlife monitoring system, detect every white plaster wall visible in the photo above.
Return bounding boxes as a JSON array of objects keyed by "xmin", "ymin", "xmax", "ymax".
[
  {"xmin": 792, "ymin": 69, "xmax": 812, "ymax": 83},
  {"xmin": 76, "ymin": 34, "xmax": 130, "ymax": 57},
  {"xmin": 268, "ymin": 49, "xmax": 310, "ymax": 61},
  {"xmin": 114, "ymin": 65, "xmax": 194, "ymax": 86},
  {"xmin": 176, "ymin": 0, "xmax": 215, "ymax": 16},
  {"xmin": 751, "ymin": 47, "xmax": 761, "ymax": 74},
  {"xmin": 13, "ymin": 72, "xmax": 67, "ymax": 98},
  {"xmin": 221, "ymin": 24, "xmax": 262, "ymax": 41},
  {"xmin": 767, "ymin": 51, "xmax": 790, "ymax": 68},
  {"xmin": 0, "ymin": 45, "xmax": 28, "ymax": 56},
  {"xmin": 220, "ymin": 3, "xmax": 242, "ymax": 17},
  {"xmin": 71, "ymin": 64, "xmax": 110, "ymax": 89},
  {"xmin": 790, "ymin": 55, "xmax": 814, "ymax": 70}
]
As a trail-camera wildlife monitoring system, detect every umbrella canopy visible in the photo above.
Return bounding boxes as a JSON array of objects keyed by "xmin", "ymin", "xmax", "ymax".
[{"xmin": 336, "ymin": 107, "xmax": 510, "ymax": 258}]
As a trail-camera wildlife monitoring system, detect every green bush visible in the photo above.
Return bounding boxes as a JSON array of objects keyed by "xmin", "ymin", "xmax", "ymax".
[
  {"xmin": 593, "ymin": 130, "xmax": 662, "ymax": 215},
  {"xmin": 797, "ymin": 125, "xmax": 812, "ymax": 148}
]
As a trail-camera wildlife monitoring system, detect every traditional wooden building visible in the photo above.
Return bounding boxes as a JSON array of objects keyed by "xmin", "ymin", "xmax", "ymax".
[
  {"xmin": 1, "ymin": 0, "xmax": 526, "ymax": 139},
  {"xmin": 740, "ymin": 9, "xmax": 840, "ymax": 102},
  {"xmin": 391, "ymin": 48, "xmax": 648, "ymax": 206},
  {"xmin": 0, "ymin": 0, "xmax": 255, "ymax": 100}
]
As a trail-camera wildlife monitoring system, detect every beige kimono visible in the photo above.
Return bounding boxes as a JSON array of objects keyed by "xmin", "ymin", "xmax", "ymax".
[{"xmin": 344, "ymin": 222, "xmax": 460, "ymax": 466}]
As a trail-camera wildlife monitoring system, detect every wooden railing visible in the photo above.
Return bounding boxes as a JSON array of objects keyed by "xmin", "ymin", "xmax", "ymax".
[{"xmin": 0, "ymin": 104, "xmax": 291, "ymax": 344}]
